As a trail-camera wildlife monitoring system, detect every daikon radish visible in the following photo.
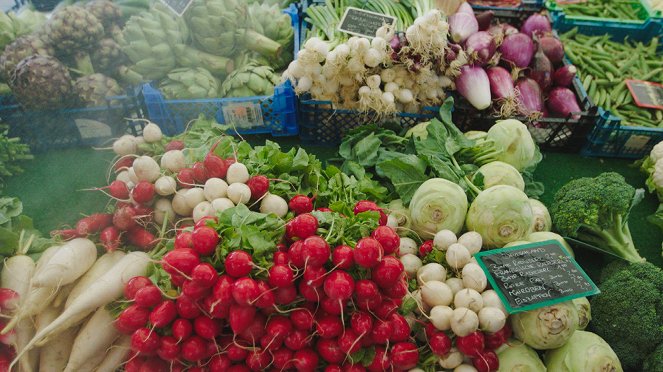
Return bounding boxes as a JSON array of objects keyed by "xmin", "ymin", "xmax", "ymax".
[
  {"xmin": 37, "ymin": 305, "xmax": 77, "ymax": 372},
  {"xmin": 64, "ymin": 307, "xmax": 120, "ymax": 372},
  {"xmin": 65, "ymin": 251, "xmax": 126, "ymax": 309},
  {"xmin": 16, "ymin": 319, "xmax": 37, "ymax": 372},
  {"xmin": 32, "ymin": 238, "xmax": 97, "ymax": 288},
  {"xmin": 94, "ymin": 336, "xmax": 131, "ymax": 372}
]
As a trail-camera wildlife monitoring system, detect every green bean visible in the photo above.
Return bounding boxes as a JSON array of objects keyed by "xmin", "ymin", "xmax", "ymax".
[{"xmin": 558, "ymin": 0, "xmax": 646, "ymax": 20}]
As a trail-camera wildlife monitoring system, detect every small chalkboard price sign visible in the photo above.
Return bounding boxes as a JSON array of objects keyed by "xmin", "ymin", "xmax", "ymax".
[
  {"xmin": 338, "ymin": 7, "xmax": 397, "ymax": 39},
  {"xmin": 626, "ymin": 79, "xmax": 663, "ymax": 110},
  {"xmin": 159, "ymin": 0, "xmax": 193, "ymax": 16},
  {"xmin": 474, "ymin": 240, "xmax": 599, "ymax": 314}
]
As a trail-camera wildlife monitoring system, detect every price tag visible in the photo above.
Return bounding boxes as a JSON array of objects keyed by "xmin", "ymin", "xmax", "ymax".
[
  {"xmin": 338, "ymin": 7, "xmax": 397, "ymax": 39},
  {"xmin": 624, "ymin": 134, "xmax": 651, "ymax": 150},
  {"xmin": 221, "ymin": 102, "xmax": 264, "ymax": 130},
  {"xmin": 474, "ymin": 240, "xmax": 599, "ymax": 314},
  {"xmin": 159, "ymin": 0, "xmax": 193, "ymax": 16},
  {"xmin": 626, "ymin": 79, "xmax": 663, "ymax": 110}
]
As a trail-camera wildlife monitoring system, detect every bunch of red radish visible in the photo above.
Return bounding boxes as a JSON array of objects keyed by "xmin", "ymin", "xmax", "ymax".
[{"xmin": 0, "ymin": 289, "xmax": 19, "ymax": 370}]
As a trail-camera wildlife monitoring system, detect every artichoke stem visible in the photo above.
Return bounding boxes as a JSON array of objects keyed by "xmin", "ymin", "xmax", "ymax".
[
  {"xmin": 239, "ymin": 29, "xmax": 282, "ymax": 59},
  {"xmin": 73, "ymin": 52, "xmax": 95, "ymax": 76}
]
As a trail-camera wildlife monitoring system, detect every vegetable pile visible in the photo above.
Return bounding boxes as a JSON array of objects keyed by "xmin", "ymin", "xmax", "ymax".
[{"xmin": 638, "ymin": 141, "xmax": 663, "ymax": 257}]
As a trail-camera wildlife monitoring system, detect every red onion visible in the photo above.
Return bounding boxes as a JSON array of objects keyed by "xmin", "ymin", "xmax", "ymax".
[
  {"xmin": 456, "ymin": 2, "xmax": 474, "ymax": 15},
  {"xmin": 500, "ymin": 33, "xmax": 535, "ymax": 68},
  {"xmin": 449, "ymin": 12, "xmax": 479, "ymax": 43},
  {"xmin": 488, "ymin": 23, "xmax": 518, "ymax": 37},
  {"xmin": 446, "ymin": 43, "xmax": 461, "ymax": 63},
  {"xmin": 487, "ymin": 66, "xmax": 515, "ymax": 100},
  {"xmin": 515, "ymin": 78, "xmax": 544, "ymax": 116},
  {"xmin": 465, "ymin": 31, "xmax": 497, "ymax": 65},
  {"xmin": 538, "ymin": 36, "xmax": 565, "ymax": 65},
  {"xmin": 528, "ymin": 44, "xmax": 553, "ymax": 90},
  {"xmin": 456, "ymin": 65, "xmax": 492, "ymax": 110},
  {"xmin": 547, "ymin": 86, "xmax": 581, "ymax": 118},
  {"xmin": 476, "ymin": 11, "xmax": 494, "ymax": 31},
  {"xmin": 520, "ymin": 14, "xmax": 551, "ymax": 37},
  {"xmin": 553, "ymin": 65, "xmax": 577, "ymax": 87}
]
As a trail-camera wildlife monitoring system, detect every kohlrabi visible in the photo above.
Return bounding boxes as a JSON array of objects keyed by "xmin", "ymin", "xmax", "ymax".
[
  {"xmin": 544, "ymin": 331, "xmax": 623, "ymax": 372},
  {"xmin": 410, "ymin": 178, "xmax": 468, "ymax": 239},
  {"xmin": 473, "ymin": 161, "xmax": 525, "ymax": 191},
  {"xmin": 528, "ymin": 198, "xmax": 551, "ymax": 232},
  {"xmin": 511, "ymin": 301, "xmax": 579, "ymax": 350},
  {"xmin": 496, "ymin": 341, "xmax": 546, "ymax": 372}
]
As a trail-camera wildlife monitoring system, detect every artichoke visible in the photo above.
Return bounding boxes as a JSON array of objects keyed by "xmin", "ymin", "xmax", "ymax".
[
  {"xmin": 247, "ymin": 2, "xmax": 293, "ymax": 69},
  {"xmin": 9, "ymin": 55, "xmax": 74, "ymax": 109},
  {"xmin": 0, "ymin": 9, "xmax": 48, "ymax": 51},
  {"xmin": 159, "ymin": 67, "xmax": 220, "ymax": 100},
  {"xmin": 246, "ymin": 0, "xmax": 296, "ymax": 7},
  {"xmin": 84, "ymin": 0, "xmax": 123, "ymax": 34},
  {"xmin": 173, "ymin": 45, "xmax": 234, "ymax": 79},
  {"xmin": 219, "ymin": 62, "xmax": 279, "ymax": 97},
  {"xmin": 186, "ymin": 0, "xmax": 282, "ymax": 59},
  {"xmin": 91, "ymin": 38, "xmax": 126, "ymax": 76},
  {"xmin": 0, "ymin": 35, "xmax": 54, "ymax": 81},
  {"xmin": 74, "ymin": 73, "xmax": 123, "ymax": 106},
  {"xmin": 0, "ymin": 12, "xmax": 16, "ymax": 51},
  {"xmin": 43, "ymin": 6, "xmax": 104, "ymax": 52}
]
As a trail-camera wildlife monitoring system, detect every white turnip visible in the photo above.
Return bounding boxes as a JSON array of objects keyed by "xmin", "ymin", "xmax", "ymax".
[
  {"xmin": 481, "ymin": 290, "xmax": 507, "ymax": 316},
  {"xmin": 430, "ymin": 305, "xmax": 454, "ymax": 331},
  {"xmin": 438, "ymin": 347, "xmax": 464, "ymax": 369},
  {"xmin": 227, "ymin": 183, "xmax": 251, "ymax": 205},
  {"xmin": 226, "ymin": 162, "xmax": 249, "ymax": 184},
  {"xmin": 259, "ymin": 193, "xmax": 288, "ymax": 217},
  {"xmin": 399, "ymin": 237, "xmax": 418, "ymax": 256},
  {"xmin": 417, "ymin": 263, "xmax": 447, "ymax": 285},
  {"xmin": 433, "ymin": 230, "xmax": 457, "ymax": 251},
  {"xmin": 446, "ymin": 278, "xmax": 464, "ymax": 295},
  {"xmin": 142, "ymin": 123, "xmax": 162, "ymax": 143},
  {"xmin": 204, "ymin": 178, "xmax": 228, "ymax": 201},
  {"xmin": 461, "ymin": 263, "xmax": 487, "ymax": 292},
  {"xmin": 478, "ymin": 307, "xmax": 506, "ymax": 333},
  {"xmin": 454, "ymin": 289, "xmax": 484, "ymax": 313},
  {"xmin": 446, "ymin": 243, "xmax": 471, "ymax": 270},
  {"xmin": 400, "ymin": 254, "xmax": 422, "ymax": 278},
  {"xmin": 154, "ymin": 176, "xmax": 177, "ymax": 196},
  {"xmin": 132, "ymin": 156, "xmax": 160, "ymax": 183},
  {"xmin": 160, "ymin": 150, "xmax": 186, "ymax": 173},
  {"xmin": 154, "ymin": 199, "xmax": 175, "ymax": 225},
  {"xmin": 450, "ymin": 307, "xmax": 479, "ymax": 337},
  {"xmin": 421, "ymin": 281, "xmax": 453, "ymax": 307},
  {"xmin": 458, "ymin": 231, "xmax": 482, "ymax": 255}
]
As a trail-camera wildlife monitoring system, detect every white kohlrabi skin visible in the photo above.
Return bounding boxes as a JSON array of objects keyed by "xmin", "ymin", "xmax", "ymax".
[
  {"xmin": 410, "ymin": 178, "xmax": 469, "ymax": 239},
  {"xmin": 510, "ymin": 301, "xmax": 579, "ymax": 350},
  {"xmin": 416, "ymin": 263, "xmax": 447, "ymax": 285},
  {"xmin": 544, "ymin": 330, "xmax": 622, "ymax": 372},
  {"xmin": 430, "ymin": 305, "xmax": 454, "ymax": 331},
  {"xmin": 474, "ymin": 161, "xmax": 525, "ymax": 191},
  {"xmin": 495, "ymin": 341, "xmax": 547, "ymax": 371},
  {"xmin": 487, "ymin": 119, "xmax": 540, "ymax": 171},
  {"xmin": 433, "ymin": 229, "xmax": 457, "ymax": 251},
  {"xmin": 572, "ymin": 297, "xmax": 591, "ymax": 330},
  {"xmin": 528, "ymin": 198, "xmax": 552, "ymax": 232}
]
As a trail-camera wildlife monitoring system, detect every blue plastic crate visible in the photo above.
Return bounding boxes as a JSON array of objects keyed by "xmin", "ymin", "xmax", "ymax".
[
  {"xmin": 0, "ymin": 93, "xmax": 143, "ymax": 153},
  {"xmin": 469, "ymin": 0, "xmax": 544, "ymax": 12}
]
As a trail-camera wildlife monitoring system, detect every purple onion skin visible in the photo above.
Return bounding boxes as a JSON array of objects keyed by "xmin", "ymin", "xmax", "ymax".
[
  {"xmin": 488, "ymin": 23, "xmax": 518, "ymax": 37},
  {"xmin": 547, "ymin": 86, "xmax": 581, "ymax": 118},
  {"xmin": 539, "ymin": 36, "xmax": 565, "ymax": 65},
  {"xmin": 487, "ymin": 66, "xmax": 515, "ymax": 100},
  {"xmin": 446, "ymin": 44, "xmax": 461, "ymax": 63},
  {"xmin": 465, "ymin": 31, "xmax": 497, "ymax": 65},
  {"xmin": 456, "ymin": 2, "xmax": 474, "ymax": 15},
  {"xmin": 476, "ymin": 11, "xmax": 494, "ymax": 31},
  {"xmin": 528, "ymin": 45, "xmax": 553, "ymax": 90},
  {"xmin": 520, "ymin": 14, "xmax": 552, "ymax": 37},
  {"xmin": 500, "ymin": 33, "xmax": 535, "ymax": 68},
  {"xmin": 516, "ymin": 77, "xmax": 544, "ymax": 115},
  {"xmin": 553, "ymin": 65, "xmax": 577, "ymax": 87},
  {"xmin": 456, "ymin": 65, "xmax": 492, "ymax": 110},
  {"xmin": 449, "ymin": 12, "xmax": 479, "ymax": 43}
]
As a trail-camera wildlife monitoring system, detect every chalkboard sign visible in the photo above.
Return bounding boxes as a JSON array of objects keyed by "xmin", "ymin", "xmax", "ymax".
[
  {"xmin": 474, "ymin": 240, "xmax": 599, "ymax": 314},
  {"xmin": 626, "ymin": 79, "xmax": 663, "ymax": 110},
  {"xmin": 159, "ymin": 0, "xmax": 193, "ymax": 16},
  {"xmin": 338, "ymin": 7, "xmax": 397, "ymax": 39}
]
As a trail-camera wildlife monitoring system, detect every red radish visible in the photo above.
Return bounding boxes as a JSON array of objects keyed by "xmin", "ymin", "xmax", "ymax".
[
  {"xmin": 191, "ymin": 263, "xmax": 217, "ymax": 288},
  {"xmin": 316, "ymin": 315, "xmax": 343, "ymax": 339},
  {"xmin": 287, "ymin": 241, "xmax": 306, "ymax": 268},
  {"xmin": 389, "ymin": 313, "xmax": 411, "ymax": 342},
  {"xmin": 116, "ymin": 305, "xmax": 150, "ymax": 334},
  {"xmin": 131, "ymin": 327, "xmax": 160, "ymax": 355},
  {"xmin": 325, "ymin": 366, "xmax": 342, "ymax": 372},
  {"xmin": 177, "ymin": 168, "xmax": 195, "ymax": 189},
  {"xmin": 266, "ymin": 316, "xmax": 292, "ymax": 341},
  {"xmin": 191, "ymin": 162, "xmax": 209, "ymax": 183},
  {"xmin": 332, "ymin": 245, "xmax": 354, "ymax": 269},
  {"xmin": 191, "ymin": 226, "xmax": 219, "ymax": 256},
  {"xmin": 357, "ymin": 293, "xmax": 382, "ymax": 312},
  {"xmin": 211, "ymin": 275, "xmax": 234, "ymax": 303},
  {"xmin": 539, "ymin": 35, "xmax": 565, "ymax": 64},
  {"xmin": 137, "ymin": 357, "xmax": 168, "ymax": 371},
  {"xmin": 371, "ymin": 226, "xmax": 400, "ymax": 254},
  {"xmin": 113, "ymin": 205, "xmax": 138, "ymax": 231},
  {"xmin": 170, "ymin": 273, "xmax": 187, "ymax": 287},
  {"xmin": 419, "ymin": 240, "xmax": 434, "ymax": 256},
  {"xmin": 202, "ymin": 294, "xmax": 228, "ymax": 319},
  {"xmin": 0, "ymin": 288, "xmax": 19, "ymax": 313},
  {"xmin": 176, "ymin": 295, "xmax": 202, "ymax": 319},
  {"xmin": 353, "ymin": 200, "xmax": 387, "ymax": 225},
  {"xmin": 321, "ymin": 297, "xmax": 347, "ymax": 315},
  {"xmin": 371, "ymin": 256, "xmax": 404, "ymax": 288},
  {"xmin": 165, "ymin": 140, "xmax": 185, "ymax": 151},
  {"xmin": 132, "ymin": 181, "xmax": 155, "ymax": 204},
  {"xmin": 150, "ymin": 300, "xmax": 177, "ymax": 328},
  {"xmin": 253, "ymin": 280, "xmax": 275, "ymax": 309},
  {"xmin": 303, "ymin": 266, "xmax": 327, "ymax": 287},
  {"xmin": 547, "ymin": 86, "xmax": 581, "ymax": 118},
  {"xmin": 194, "ymin": 216, "xmax": 217, "ymax": 229},
  {"xmin": 134, "ymin": 286, "xmax": 162, "ymax": 308},
  {"xmin": 371, "ymin": 320, "xmax": 393, "ymax": 344},
  {"xmin": 351, "ymin": 311, "xmax": 374, "ymax": 335},
  {"xmin": 203, "ymin": 153, "xmax": 228, "ymax": 179},
  {"xmin": 473, "ymin": 350, "xmax": 499, "ymax": 372},
  {"xmin": 317, "ymin": 338, "xmax": 344, "ymax": 364},
  {"xmin": 376, "ymin": 298, "xmax": 400, "ymax": 320},
  {"xmin": 162, "ymin": 248, "xmax": 200, "ymax": 276},
  {"xmin": 553, "ymin": 65, "xmax": 577, "ymax": 87},
  {"xmin": 323, "ymin": 271, "xmax": 355, "ymax": 300},
  {"xmin": 354, "ymin": 238, "xmax": 383, "ymax": 268},
  {"xmin": 299, "ymin": 281, "xmax": 324, "ymax": 302},
  {"xmin": 390, "ymin": 342, "xmax": 419, "ymax": 369},
  {"xmin": 226, "ymin": 342, "xmax": 249, "ymax": 361},
  {"xmin": 75, "ymin": 213, "xmax": 113, "ymax": 236},
  {"xmin": 338, "ymin": 329, "xmax": 362, "ymax": 354},
  {"xmin": 284, "ymin": 329, "xmax": 309, "ymax": 351},
  {"xmin": 500, "ymin": 33, "xmax": 535, "ymax": 68},
  {"xmin": 124, "ymin": 276, "xmax": 153, "ymax": 300},
  {"xmin": 521, "ymin": 13, "xmax": 551, "ymax": 37},
  {"xmin": 100, "ymin": 226, "xmax": 121, "ymax": 252},
  {"xmin": 285, "ymin": 213, "xmax": 318, "ymax": 240},
  {"xmin": 382, "ymin": 279, "xmax": 408, "ymax": 299},
  {"xmin": 227, "ymin": 365, "xmax": 250, "ymax": 372},
  {"xmin": 291, "ymin": 309, "xmax": 314, "ymax": 331},
  {"xmin": 174, "ymin": 231, "xmax": 193, "ymax": 249},
  {"xmin": 485, "ymin": 324, "xmax": 512, "ymax": 350},
  {"xmin": 341, "ymin": 365, "xmax": 365, "ymax": 372},
  {"xmin": 180, "ymin": 335, "xmax": 207, "ymax": 362},
  {"xmin": 274, "ymin": 284, "xmax": 297, "ymax": 305},
  {"xmin": 224, "ymin": 250, "xmax": 253, "ymax": 278},
  {"xmin": 172, "ymin": 318, "xmax": 193, "ymax": 341},
  {"xmin": 289, "ymin": 195, "xmax": 314, "ymax": 214},
  {"xmin": 268, "ymin": 264, "xmax": 294, "ymax": 288},
  {"xmin": 317, "ymin": 207, "xmax": 332, "ymax": 212},
  {"xmin": 272, "ymin": 348, "xmax": 293, "ymax": 369},
  {"xmin": 193, "ymin": 316, "xmax": 222, "ymax": 339},
  {"xmin": 246, "ymin": 175, "xmax": 270, "ymax": 200},
  {"xmin": 114, "ymin": 156, "xmax": 134, "ymax": 171},
  {"xmin": 246, "ymin": 349, "xmax": 270, "ymax": 371},
  {"xmin": 456, "ymin": 331, "xmax": 486, "ymax": 357},
  {"xmin": 127, "ymin": 227, "xmax": 157, "ymax": 251},
  {"xmin": 232, "ymin": 277, "xmax": 259, "ymax": 306},
  {"xmin": 429, "ymin": 331, "xmax": 452, "ymax": 356},
  {"xmin": 293, "ymin": 348, "xmax": 319, "ymax": 371},
  {"xmin": 302, "ymin": 236, "xmax": 331, "ymax": 267},
  {"xmin": 273, "ymin": 251, "xmax": 288, "ymax": 265},
  {"xmin": 209, "ymin": 354, "xmax": 232, "ymax": 372},
  {"xmin": 240, "ymin": 313, "xmax": 267, "ymax": 342},
  {"xmin": 229, "ymin": 304, "xmax": 256, "ymax": 334},
  {"xmin": 109, "ymin": 180, "xmax": 130, "ymax": 199},
  {"xmin": 157, "ymin": 335, "xmax": 180, "ymax": 361},
  {"xmin": 50, "ymin": 228, "xmax": 79, "ymax": 240},
  {"xmin": 366, "ymin": 346, "xmax": 390, "ymax": 371}
]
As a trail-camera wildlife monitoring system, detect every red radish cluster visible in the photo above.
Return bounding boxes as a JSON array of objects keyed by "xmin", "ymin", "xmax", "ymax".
[{"xmin": 0, "ymin": 289, "xmax": 19, "ymax": 368}]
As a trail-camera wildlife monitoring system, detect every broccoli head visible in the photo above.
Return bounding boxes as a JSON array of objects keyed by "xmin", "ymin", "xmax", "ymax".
[
  {"xmin": 590, "ymin": 261, "xmax": 663, "ymax": 371},
  {"xmin": 644, "ymin": 343, "xmax": 663, "ymax": 372},
  {"xmin": 550, "ymin": 172, "xmax": 645, "ymax": 263}
]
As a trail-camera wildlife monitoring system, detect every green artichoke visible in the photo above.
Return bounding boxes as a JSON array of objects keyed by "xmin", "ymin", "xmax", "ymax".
[
  {"xmin": 173, "ymin": 45, "xmax": 234, "ymax": 79},
  {"xmin": 9, "ymin": 55, "xmax": 74, "ymax": 109},
  {"xmin": 219, "ymin": 62, "xmax": 279, "ymax": 97},
  {"xmin": 118, "ymin": 3, "xmax": 186, "ymax": 84},
  {"xmin": 247, "ymin": 2, "xmax": 294, "ymax": 69},
  {"xmin": 246, "ymin": 0, "xmax": 296, "ymax": 7},
  {"xmin": 0, "ymin": 12, "xmax": 17, "ymax": 52},
  {"xmin": 159, "ymin": 67, "xmax": 220, "ymax": 100},
  {"xmin": 0, "ymin": 35, "xmax": 54, "ymax": 81},
  {"xmin": 91, "ymin": 38, "xmax": 126, "ymax": 76},
  {"xmin": 74, "ymin": 73, "xmax": 124, "ymax": 106},
  {"xmin": 84, "ymin": 0, "xmax": 123, "ymax": 34},
  {"xmin": 186, "ymin": 0, "xmax": 282, "ymax": 59},
  {"xmin": 0, "ymin": 9, "xmax": 48, "ymax": 52},
  {"xmin": 43, "ymin": 6, "xmax": 104, "ymax": 52}
]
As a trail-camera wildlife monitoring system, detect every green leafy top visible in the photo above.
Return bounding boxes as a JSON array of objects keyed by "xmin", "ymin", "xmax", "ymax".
[{"xmin": 0, "ymin": 196, "xmax": 52, "ymax": 258}]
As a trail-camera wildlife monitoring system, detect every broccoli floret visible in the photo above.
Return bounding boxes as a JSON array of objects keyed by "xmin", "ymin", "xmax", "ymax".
[
  {"xmin": 590, "ymin": 262, "xmax": 663, "ymax": 371},
  {"xmin": 645, "ymin": 343, "xmax": 663, "ymax": 372},
  {"xmin": 550, "ymin": 172, "xmax": 645, "ymax": 263}
]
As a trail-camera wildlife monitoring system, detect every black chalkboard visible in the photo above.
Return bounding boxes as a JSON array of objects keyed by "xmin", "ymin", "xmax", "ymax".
[
  {"xmin": 337, "ymin": 7, "xmax": 397, "ymax": 39},
  {"xmin": 159, "ymin": 0, "xmax": 192, "ymax": 16},
  {"xmin": 626, "ymin": 79, "xmax": 663, "ymax": 110},
  {"xmin": 475, "ymin": 240, "xmax": 599, "ymax": 314}
]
